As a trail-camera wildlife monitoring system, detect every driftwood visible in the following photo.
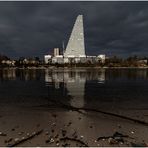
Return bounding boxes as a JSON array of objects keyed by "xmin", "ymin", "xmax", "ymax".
[
  {"xmin": 36, "ymin": 98, "xmax": 148, "ymax": 126},
  {"xmin": 60, "ymin": 137, "xmax": 88, "ymax": 147},
  {"xmin": 7, "ymin": 129, "xmax": 43, "ymax": 147},
  {"xmin": 78, "ymin": 107, "xmax": 148, "ymax": 126},
  {"xmin": 97, "ymin": 131, "xmax": 131, "ymax": 141},
  {"xmin": 44, "ymin": 99, "xmax": 148, "ymax": 127}
]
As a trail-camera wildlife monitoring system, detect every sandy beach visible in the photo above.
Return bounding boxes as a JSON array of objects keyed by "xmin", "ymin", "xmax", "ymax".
[{"xmin": 0, "ymin": 104, "xmax": 148, "ymax": 147}]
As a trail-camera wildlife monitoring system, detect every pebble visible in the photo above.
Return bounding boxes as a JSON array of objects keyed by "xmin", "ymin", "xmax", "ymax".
[
  {"xmin": 56, "ymin": 140, "xmax": 60, "ymax": 146},
  {"xmin": 14, "ymin": 138, "xmax": 19, "ymax": 142},
  {"xmin": 80, "ymin": 135, "xmax": 84, "ymax": 139},
  {"xmin": 50, "ymin": 138, "xmax": 54, "ymax": 143},
  {"xmin": 131, "ymin": 131, "xmax": 135, "ymax": 134},
  {"xmin": 22, "ymin": 137, "xmax": 25, "ymax": 140},
  {"xmin": 52, "ymin": 123, "xmax": 56, "ymax": 126},
  {"xmin": 27, "ymin": 133, "xmax": 30, "ymax": 136},
  {"xmin": 18, "ymin": 132, "xmax": 24, "ymax": 135}
]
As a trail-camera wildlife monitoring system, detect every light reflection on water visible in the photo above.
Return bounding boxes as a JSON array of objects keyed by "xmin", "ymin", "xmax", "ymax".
[
  {"xmin": 45, "ymin": 69, "xmax": 105, "ymax": 108},
  {"xmin": 0, "ymin": 68, "xmax": 148, "ymax": 109}
]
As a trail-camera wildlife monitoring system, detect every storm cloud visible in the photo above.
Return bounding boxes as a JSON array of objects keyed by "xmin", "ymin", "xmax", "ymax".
[{"xmin": 0, "ymin": 1, "xmax": 148, "ymax": 59}]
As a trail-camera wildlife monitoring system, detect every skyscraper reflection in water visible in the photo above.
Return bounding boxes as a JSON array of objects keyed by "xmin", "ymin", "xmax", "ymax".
[{"xmin": 45, "ymin": 69, "xmax": 106, "ymax": 108}]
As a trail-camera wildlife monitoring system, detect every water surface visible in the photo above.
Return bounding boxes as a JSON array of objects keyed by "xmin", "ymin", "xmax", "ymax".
[{"xmin": 0, "ymin": 68, "xmax": 148, "ymax": 110}]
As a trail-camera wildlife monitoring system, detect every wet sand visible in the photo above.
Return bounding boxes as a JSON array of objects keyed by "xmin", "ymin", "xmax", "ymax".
[{"xmin": 0, "ymin": 105, "xmax": 148, "ymax": 147}]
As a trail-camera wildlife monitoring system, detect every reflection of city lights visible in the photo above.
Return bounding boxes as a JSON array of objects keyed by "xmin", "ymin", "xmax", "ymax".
[
  {"xmin": 45, "ymin": 69, "xmax": 106, "ymax": 84},
  {"xmin": 44, "ymin": 69, "xmax": 106, "ymax": 108},
  {"xmin": 0, "ymin": 68, "xmax": 16, "ymax": 80}
]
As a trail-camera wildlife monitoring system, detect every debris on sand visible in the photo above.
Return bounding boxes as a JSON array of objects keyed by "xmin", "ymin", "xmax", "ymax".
[
  {"xmin": 14, "ymin": 138, "xmax": 20, "ymax": 142},
  {"xmin": 60, "ymin": 137, "xmax": 88, "ymax": 147},
  {"xmin": 45, "ymin": 136, "xmax": 55, "ymax": 144},
  {"xmin": 80, "ymin": 135, "xmax": 84, "ymax": 139},
  {"xmin": 6, "ymin": 129, "xmax": 43, "ymax": 147},
  {"xmin": 51, "ymin": 122, "xmax": 56, "ymax": 126},
  {"xmin": 0, "ymin": 132, "xmax": 7, "ymax": 136},
  {"xmin": 97, "ymin": 131, "xmax": 131, "ymax": 145},
  {"xmin": 4, "ymin": 138, "xmax": 13, "ymax": 143},
  {"xmin": 131, "ymin": 131, "xmax": 135, "ymax": 134},
  {"xmin": 18, "ymin": 132, "xmax": 24, "ymax": 135},
  {"xmin": 108, "ymin": 137, "xmax": 118, "ymax": 144},
  {"xmin": 56, "ymin": 142, "xmax": 59, "ymax": 146}
]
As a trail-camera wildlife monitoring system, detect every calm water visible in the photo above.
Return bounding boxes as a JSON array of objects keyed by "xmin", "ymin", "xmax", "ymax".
[{"xmin": 0, "ymin": 68, "xmax": 148, "ymax": 110}]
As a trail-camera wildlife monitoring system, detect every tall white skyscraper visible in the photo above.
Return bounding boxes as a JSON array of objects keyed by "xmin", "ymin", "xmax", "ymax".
[{"xmin": 64, "ymin": 15, "xmax": 86, "ymax": 57}]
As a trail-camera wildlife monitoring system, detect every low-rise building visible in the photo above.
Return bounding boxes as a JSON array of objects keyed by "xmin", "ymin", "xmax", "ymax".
[
  {"xmin": 1, "ymin": 60, "xmax": 16, "ymax": 66},
  {"xmin": 97, "ymin": 54, "xmax": 106, "ymax": 63},
  {"xmin": 52, "ymin": 55, "xmax": 64, "ymax": 64},
  {"xmin": 44, "ymin": 55, "xmax": 52, "ymax": 64}
]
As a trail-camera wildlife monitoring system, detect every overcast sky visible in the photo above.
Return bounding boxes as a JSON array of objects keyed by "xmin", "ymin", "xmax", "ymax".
[{"xmin": 0, "ymin": 1, "xmax": 148, "ymax": 59}]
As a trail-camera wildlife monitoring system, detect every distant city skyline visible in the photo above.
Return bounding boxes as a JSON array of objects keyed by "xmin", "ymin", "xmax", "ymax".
[{"xmin": 0, "ymin": 1, "xmax": 148, "ymax": 59}]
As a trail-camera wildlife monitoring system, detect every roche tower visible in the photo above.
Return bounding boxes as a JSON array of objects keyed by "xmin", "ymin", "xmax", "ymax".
[{"xmin": 64, "ymin": 15, "xmax": 86, "ymax": 57}]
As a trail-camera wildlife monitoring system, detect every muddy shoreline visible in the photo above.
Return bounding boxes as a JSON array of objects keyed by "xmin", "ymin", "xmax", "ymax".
[{"xmin": 0, "ymin": 105, "xmax": 148, "ymax": 147}]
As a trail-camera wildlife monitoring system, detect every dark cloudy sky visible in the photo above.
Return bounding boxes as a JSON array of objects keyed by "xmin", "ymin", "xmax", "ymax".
[{"xmin": 0, "ymin": 1, "xmax": 148, "ymax": 59}]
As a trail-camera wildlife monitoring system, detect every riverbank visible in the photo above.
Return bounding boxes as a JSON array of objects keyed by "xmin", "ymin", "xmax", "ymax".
[
  {"xmin": 0, "ymin": 104, "xmax": 148, "ymax": 147},
  {"xmin": 0, "ymin": 66, "xmax": 148, "ymax": 70}
]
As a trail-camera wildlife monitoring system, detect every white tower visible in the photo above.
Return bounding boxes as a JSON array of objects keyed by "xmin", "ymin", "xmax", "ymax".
[
  {"xmin": 54, "ymin": 48, "xmax": 60, "ymax": 57},
  {"xmin": 64, "ymin": 15, "xmax": 86, "ymax": 57}
]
